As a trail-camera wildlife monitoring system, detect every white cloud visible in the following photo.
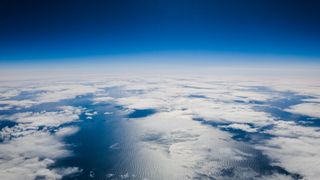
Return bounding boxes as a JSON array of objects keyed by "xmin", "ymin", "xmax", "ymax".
[
  {"xmin": 112, "ymin": 78, "xmax": 275, "ymax": 127},
  {"xmin": 2, "ymin": 106, "xmax": 82, "ymax": 128},
  {"xmin": 55, "ymin": 126, "xmax": 79, "ymax": 137},
  {"xmin": 0, "ymin": 84, "xmax": 100, "ymax": 109},
  {"xmin": 285, "ymin": 103, "xmax": 320, "ymax": 118},
  {"xmin": 0, "ymin": 105, "xmax": 83, "ymax": 179},
  {"xmin": 259, "ymin": 136, "xmax": 320, "ymax": 180},
  {"xmin": 0, "ymin": 89, "xmax": 21, "ymax": 100},
  {"xmin": 0, "ymin": 131, "xmax": 81, "ymax": 180},
  {"xmin": 1, "ymin": 74, "xmax": 320, "ymax": 179},
  {"xmin": 189, "ymin": 100, "xmax": 273, "ymax": 126},
  {"xmin": 264, "ymin": 121, "xmax": 320, "ymax": 139},
  {"xmin": 35, "ymin": 84, "xmax": 99, "ymax": 103},
  {"xmin": 258, "ymin": 120, "xmax": 320, "ymax": 179},
  {"xmin": 106, "ymin": 76, "xmax": 320, "ymax": 179},
  {"xmin": 222, "ymin": 123, "xmax": 258, "ymax": 133},
  {"xmin": 130, "ymin": 110, "xmax": 263, "ymax": 179},
  {"xmin": 0, "ymin": 99, "xmax": 36, "ymax": 109},
  {"xmin": 231, "ymin": 90, "xmax": 275, "ymax": 102},
  {"xmin": 92, "ymin": 96, "xmax": 114, "ymax": 104},
  {"xmin": 0, "ymin": 105, "xmax": 13, "ymax": 111}
]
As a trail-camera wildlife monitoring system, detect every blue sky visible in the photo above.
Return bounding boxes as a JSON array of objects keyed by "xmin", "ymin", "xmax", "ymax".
[{"xmin": 0, "ymin": 0, "xmax": 319, "ymax": 67}]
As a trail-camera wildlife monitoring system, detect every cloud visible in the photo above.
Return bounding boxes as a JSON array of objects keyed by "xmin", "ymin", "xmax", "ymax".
[
  {"xmin": 55, "ymin": 126, "xmax": 79, "ymax": 137},
  {"xmin": 1, "ymin": 74, "xmax": 320, "ymax": 179},
  {"xmin": 0, "ymin": 105, "xmax": 83, "ymax": 179},
  {"xmin": 258, "ymin": 120, "xmax": 320, "ymax": 179},
  {"xmin": 106, "ymin": 76, "xmax": 320, "ymax": 179},
  {"xmin": 112, "ymin": 78, "xmax": 275, "ymax": 127},
  {"xmin": 264, "ymin": 121, "xmax": 320, "ymax": 139},
  {"xmin": 183, "ymin": 99, "xmax": 274, "ymax": 126},
  {"xmin": 258, "ymin": 136, "xmax": 320, "ymax": 179},
  {"xmin": 285, "ymin": 103, "xmax": 320, "ymax": 118},
  {"xmin": 230, "ymin": 89, "xmax": 275, "ymax": 102},
  {"xmin": 0, "ymin": 89, "xmax": 21, "ymax": 100},
  {"xmin": 0, "ymin": 83, "xmax": 100, "ymax": 109},
  {"xmin": 0, "ymin": 131, "xmax": 81, "ymax": 180},
  {"xmin": 131, "ymin": 110, "xmax": 273, "ymax": 179},
  {"xmin": 116, "ymin": 97, "xmax": 164, "ymax": 109},
  {"xmin": 2, "ymin": 106, "xmax": 82, "ymax": 128},
  {"xmin": 0, "ymin": 99, "xmax": 35, "ymax": 109},
  {"xmin": 92, "ymin": 96, "xmax": 114, "ymax": 104},
  {"xmin": 0, "ymin": 105, "xmax": 13, "ymax": 111},
  {"xmin": 222, "ymin": 123, "xmax": 258, "ymax": 133},
  {"xmin": 35, "ymin": 84, "xmax": 99, "ymax": 104}
]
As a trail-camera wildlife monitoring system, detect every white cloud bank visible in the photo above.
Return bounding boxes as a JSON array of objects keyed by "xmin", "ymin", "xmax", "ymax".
[
  {"xmin": 3, "ymin": 106, "xmax": 82, "ymax": 128},
  {"xmin": 1, "ymin": 74, "xmax": 320, "ymax": 179},
  {"xmin": 0, "ymin": 105, "xmax": 83, "ymax": 179},
  {"xmin": 285, "ymin": 103, "xmax": 320, "ymax": 118},
  {"xmin": 108, "ymin": 75, "xmax": 320, "ymax": 179},
  {"xmin": 0, "ymin": 83, "xmax": 100, "ymax": 109},
  {"xmin": 0, "ymin": 131, "xmax": 81, "ymax": 180}
]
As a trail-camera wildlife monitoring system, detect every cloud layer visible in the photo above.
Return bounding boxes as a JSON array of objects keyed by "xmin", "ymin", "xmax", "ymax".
[{"xmin": 1, "ymin": 75, "xmax": 320, "ymax": 179}]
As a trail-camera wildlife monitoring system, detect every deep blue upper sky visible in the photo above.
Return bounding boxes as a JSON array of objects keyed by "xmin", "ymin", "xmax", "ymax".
[{"xmin": 0, "ymin": 0, "xmax": 319, "ymax": 64}]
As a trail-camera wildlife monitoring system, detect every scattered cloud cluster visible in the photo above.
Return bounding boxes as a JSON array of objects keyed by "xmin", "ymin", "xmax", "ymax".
[
  {"xmin": 1, "ymin": 75, "xmax": 320, "ymax": 179},
  {"xmin": 104, "ymin": 76, "xmax": 320, "ymax": 179},
  {"xmin": 0, "ymin": 130, "xmax": 81, "ymax": 180},
  {"xmin": 285, "ymin": 103, "xmax": 320, "ymax": 118},
  {"xmin": 0, "ymin": 105, "xmax": 83, "ymax": 179},
  {"xmin": 0, "ymin": 83, "xmax": 100, "ymax": 109},
  {"xmin": 259, "ymin": 121, "xmax": 320, "ymax": 179},
  {"xmin": 2, "ymin": 106, "xmax": 81, "ymax": 128}
]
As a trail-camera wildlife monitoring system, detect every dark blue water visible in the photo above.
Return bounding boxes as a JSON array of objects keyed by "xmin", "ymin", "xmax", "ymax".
[
  {"xmin": 0, "ymin": 120, "xmax": 16, "ymax": 130},
  {"xmin": 43, "ymin": 95, "xmax": 136, "ymax": 179},
  {"xmin": 127, "ymin": 109, "xmax": 156, "ymax": 119}
]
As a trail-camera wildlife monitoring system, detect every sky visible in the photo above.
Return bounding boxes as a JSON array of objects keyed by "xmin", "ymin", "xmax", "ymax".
[{"xmin": 0, "ymin": 0, "xmax": 320, "ymax": 68}]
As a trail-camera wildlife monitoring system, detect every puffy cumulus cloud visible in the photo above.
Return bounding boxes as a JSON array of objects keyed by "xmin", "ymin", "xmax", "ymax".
[
  {"xmin": 111, "ymin": 78, "xmax": 276, "ymax": 127},
  {"xmin": 266, "ymin": 78, "xmax": 320, "ymax": 98},
  {"xmin": 105, "ymin": 76, "xmax": 320, "ymax": 179},
  {"xmin": 92, "ymin": 96, "xmax": 114, "ymax": 104},
  {"xmin": 230, "ymin": 90, "xmax": 276, "ymax": 102},
  {"xmin": 0, "ymin": 89, "xmax": 21, "ymax": 100},
  {"xmin": 0, "ymin": 106, "xmax": 82, "ymax": 142},
  {"xmin": 34, "ymin": 84, "xmax": 100, "ymax": 103},
  {"xmin": 0, "ymin": 131, "xmax": 69, "ymax": 161},
  {"xmin": 0, "ymin": 131, "xmax": 81, "ymax": 180},
  {"xmin": 0, "ymin": 123, "xmax": 38, "ymax": 142},
  {"xmin": 285, "ymin": 103, "xmax": 320, "ymax": 118},
  {"xmin": 2, "ymin": 106, "xmax": 82, "ymax": 128},
  {"xmin": 92, "ymin": 76, "xmax": 320, "ymax": 179},
  {"xmin": 258, "ymin": 121, "xmax": 320, "ymax": 179},
  {"xmin": 259, "ymin": 136, "xmax": 320, "ymax": 180},
  {"xmin": 0, "ymin": 105, "xmax": 83, "ymax": 179},
  {"xmin": 264, "ymin": 121, "xmax": 320, "ymax": 139},
  {"xmin": 116, "ymin": 96, "xmax": 167, "ymax": 109},
  {"xmin": 180, "ymin": 99, "xmax": 274, "ymax": 126},
  {"xmin": 0, "ymin": 99, "xmax": 35, "ymax": 109},
  {"xmin": 0, "ymin": 105, "xmax": 13, "ymax": 111},
  {"xmin": 0, "ymin": 83, "xmax": 101, "ymax": 109},
  {"xmin": 305, "ymin": 98, "xmax": 320, "ymax": 103},
  {"xmin": 1, "ymin": 75, "xmax": 320, "ymax": 179},
  {"xmin": 130, "ymin": 110, "xmax": 275, "ymax": 179},
  {"xmin": 222, "ymin": 123, "xmax": 258, "ymax": 133},
  {"xmin": 260, "ymin": 174, "xmax": 294, "ymax": 180},
  {"xmin": 55, "ymin": 126, "xmax": 79, "ymax": 137}
]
